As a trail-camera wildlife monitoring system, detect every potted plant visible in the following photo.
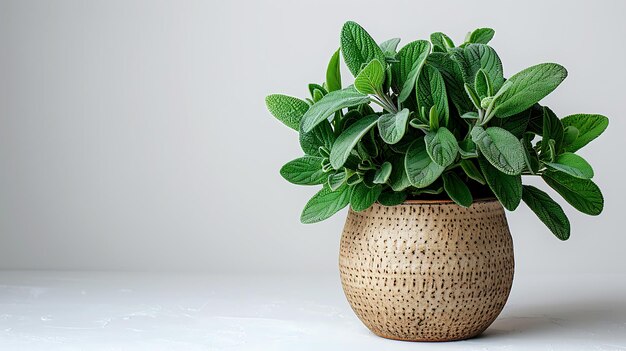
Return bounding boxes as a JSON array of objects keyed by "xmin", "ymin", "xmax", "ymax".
[{"xmin": 265, "ymin": 21, "xmax": 608, "ymax": 341}]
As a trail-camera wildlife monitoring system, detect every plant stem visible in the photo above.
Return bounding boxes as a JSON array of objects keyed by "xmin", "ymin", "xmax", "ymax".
[
  {"xmin": 372, "ymin": 95, "xmax": 396, "ymax": 113},
  {"xmin": 379, "ymin": 93, "xmax": 398, "ymax": 113},
  {"xmin": 370, "ymin": 98, "xmax": 389, "ymax": 111}
]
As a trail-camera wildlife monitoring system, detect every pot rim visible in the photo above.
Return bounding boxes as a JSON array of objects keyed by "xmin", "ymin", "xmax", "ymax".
[{"xmin": 380, "ymin": 197, "xmax": 498, "ymax": 205}]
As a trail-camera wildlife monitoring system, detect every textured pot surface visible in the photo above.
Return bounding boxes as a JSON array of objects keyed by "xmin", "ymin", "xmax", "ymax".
[{"xmin": 339, "ymin": 199, "xmax": 514, "ymax": 341}]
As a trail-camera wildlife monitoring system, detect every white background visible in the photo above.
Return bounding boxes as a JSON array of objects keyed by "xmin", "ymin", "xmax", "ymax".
[{"xmin": 1, "ymin": 0, "xmax": 625, "ymax": 277}]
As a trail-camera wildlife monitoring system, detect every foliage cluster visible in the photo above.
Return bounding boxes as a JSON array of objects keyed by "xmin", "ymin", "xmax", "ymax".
[{"xmin": 266, "ymin": 21, "xmax": 608, "ymax": 240}]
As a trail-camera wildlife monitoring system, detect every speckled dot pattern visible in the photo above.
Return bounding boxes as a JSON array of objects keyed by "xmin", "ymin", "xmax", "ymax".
[{"xmin": 339, "ymin": 199, "xmax": 514, "ymax": 341}]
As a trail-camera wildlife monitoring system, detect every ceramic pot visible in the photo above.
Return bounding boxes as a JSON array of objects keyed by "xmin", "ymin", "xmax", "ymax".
[{"xmin": 339, "ymin": 198, "xmax": 514, "ymax": 341}]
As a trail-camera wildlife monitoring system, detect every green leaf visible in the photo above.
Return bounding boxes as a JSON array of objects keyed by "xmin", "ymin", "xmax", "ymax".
[
  {"xmin": 481, "ymin": 97, "xmax": 494, "ymax": 110},
  {"xmin": 328, "ymin": 171, "xmax": 347, "ymax": 191},
  {"xmin": 373, "ymin": 162, "xmax": 392, "ymax": 184},
  {"xmin": 541, "ymin": 106, "xmax": 564, "ymax": 154},
  {"xmin": 280, "ymin": 156, "xmax": 326, "ymax": 185},
  {"xmin": 326, "ymin": 49, "xmax": 342, "ymax": 92},
  {"xmin": 300, "ymin": 86, "xmax": 370, "ymax": 133},
  {"xmin": 522, "ymin": 185, "xmax": 570, "ymax": 240},
  {"xmin": 265, "ymin": 94, "xmax": 309, "ymax": 131},
  {"xmin": 300, "ymin": 184, "xmax": 352, "ymax": 224},
  {"xmin": 489, "ymin": 108, "xmax": 530, "ymax": 138},
  {"xmin": 340, "ymin": 21, "xmax": 386, "ymax": 76},
  {"xmin": 350, "ymin": 183, "xmax": 382, "ymax": 212},
  {"xmin": 458, "ymin": 139, "xmax": 478, "ymax": 158},
  {"xmin": 467, "ymin": 28, "xmax": 495, "ymax": 44},
  {"xmin": 471, "ymin": 126, "xmax": 525, "ymax": 175},
  {"xmin": 464, "ymin": 83, "xmax": 482, "ymax": 110},
  {"xmin": 474, "ymin": 68, "xmax": 492, "ymax": 98},
  {"xmin": 442, "ymin": 172, "xmax": 473, "ymax": 207},
  {"xmin": 312, "ymin": 89, "xmax": 324, "ymax": 102},
  {"xmin": 562, "ymin": 126, "xmax": 579, "ymax": 148},
  {"xmin": 388, "ymin": 155, "xmax": 412, "ymax": 191},
  {"xmin": 354, "ymin": 59, "xmax": 385, "ymax": 95},
  {"xmin": 428, "ymin": 106, "xmax": 439, "ymax": 130},
  {"xmin": 378, "ymin": 108, "xmax": 410, "ymax": 144},
  {"xmin": 427, "ymin": 52, "xmax": 474, "ymax": 114},
  {"xmin": 522, "ymin": 132, "xmax": 540, "ymax": 174},
  {"xmin": 457, "ymin": 44, "xmax": 504, "ymax": 92},
  {"xmin": 359, "ymin": 129, "xmax": 379, "ymax": 158},
  {"xmin": 490, "ymin": 63, "xmax": 567, "ymax": 118},
  {"xmin": 299, "ymin": 120, "xmax": 335, "ymax": 156},
  {"xmin": 308, "ymin": 83, "xmax": 327, "ymax": 99},
  {"xmin": 394, "ymin": 40, "xmax": 431, "ymax": 102},
  {"xmin": 416, "ymin": 65, "xmax": 449, "ymax": 125},
  {"xmin": 346, "ymin": 172, "xmax": 363, "ymax": 186},
  {"xmin": 560, "ymin": 114, "xmax": 609, "ymax": 152},
  {"xmin": 430, "ymin": 32, "xmax": 455, "ymax": 51},
  {"xmin": 545, "ymin": 152, "xmax": 594, "ymax": 179},
  {"xmin": 379, "ymin": 38, "xmax": 401, "ymax": 55},
  {"xmin": 478, "ymin": 157, "xmax": 522, "ymax": 211},
  {"xmin": 329, "ymin": 114, "xmax": 379, "ymax": 169},
  {"xmin": 460, "ymin": 159, "xmax": 486, "ymax": 185},
  {"xmin": 543, "ymin": 171, "xmax": 604, "ymax": 215},
  {"xmin": 425, "ymin": 127, "xmax": 458, "ymax": 167},
  {"xmin": 405, "ymin": 138, "xmax": 445, "ymax": 188},
  {"xmin": 378, "ymin": 191, "xmax": 407, "ymax": 206}
]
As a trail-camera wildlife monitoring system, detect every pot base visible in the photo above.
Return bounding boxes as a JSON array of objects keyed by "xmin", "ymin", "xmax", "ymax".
[{"xmin": 372, "ymin": 329, "xmax": 484, "ymax": 342}]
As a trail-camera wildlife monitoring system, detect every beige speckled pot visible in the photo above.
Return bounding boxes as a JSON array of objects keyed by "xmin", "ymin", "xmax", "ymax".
[{"xmin": 339, "ymin": 198, "xmax": 514, "ymax": 341}]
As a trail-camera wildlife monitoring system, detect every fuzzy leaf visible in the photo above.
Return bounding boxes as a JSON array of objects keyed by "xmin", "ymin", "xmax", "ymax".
[
  {"xmin": 543, "ymin": 171, "xmax": 603, "ymax": 215},
  {"xmin": 416, "ymin": 65, "xmax": 449, "ymax": 125},
  {"xmin": 425, "ymin": 127, "xmax": 458, "ymax": 167},
  {"xmin": 478, "ymin": 157, "xmax": 522, "ymax": 211},
  {"xmin": 373, "ymin": 161, "xmax": 392, "ymax": 184},
  {"xmin": 350, "ymin": 183, "xmax": 382, "ymax": 212},
  {"xmin": 394, "ymin": 40, "xmax": 431, "ymax": 102},
  {"xmin": 326, "ymin": 49, "xmax": 342, "ymax": 92},
  {"xmin": 379, "ymin": 38, "xmax": 401, "ymax": 55},
  {"xmin": 522, "ymin": 185, "xmax": 570, "ymax": 240},
  {"xmin": 265, "ymin": 94, "xmax": 309, "ymax": 131},
  {"xmin": 328, "ymin": 171, "xmax": 347, "ymax": 191},
  {"xmin": 541, "ymin": 106, "xmax": 564, "ymax": 154},
  {"xmin": 467, "ymin": 28, "xmax": 495, "ymax": 44},
  {"xmin": 330, "ymin": 114, "xmax": 379, "ymax": 169},
  {"xmin": 354, "ymin": 59, "xmax": 385, "ymax": 95},
  {"xmin": 378, "ymin": 108, "xmax": 410, "ymax": 144},
  {"xmin": 299, "ymin": 120, "xmax": 335, "ymax": 156},
  {"xmin": 560, "ymin": 114, "xmax": 609, "ymax": 152},
  {"xmin": 427, "ymin": 52, "xmax": 474, "ymax": 114},
  {"xmin": 458, "ymin": 139, "xmax": 478, "ymax": 159},
  {"xmin": 300, "ymin": 184, "xmax": 352, "ymax": 224},
  {"xmin": 340, "ymin": 21, "xmax": 386, "ymax": 76},
  {"xmin": 475, "ymin": 68, "xmax": 493, "ymax": 98},
  {"xmin": 280, "ymin": 156, "xmax": 326, "ymax": 185},
  {"xmin": 471, "ymin": 126, "xmax": 525, "ymax": 175},
  {"xmin": 457, "ymin": 44, "xmax": 504, "ymax": 91},
  {"xmin": 388, "ymin": 155, "xmax": 412, "ymax": 191},
  {"xmin": 491, "ymin": 63, "xmax": 567, "ymax": 118},
  {"xmin": 460, "ymin": 159, "xmax": 486, "ymax": 184},
  {"xmin": 405, "ymin": 138, "xmax": 445, "ymax": 188},
  {"xmin": 308, "ymin": 83, "xmax": 327, "ymax": 99},
  {"xmin": 545, "ymin": 153, "xmax": 594, "ymax": 179},
  {"xmin": 430, "ymin": 32, "xmax": 455, "ymax": 51},
  {"xmin": 489, "ymin": 108, "xmax": 530, "ymax": 138},
  {"xmin": 301, "ymin": 86, "xmax": 369, "ymax": 133},
  {"xmin": 378, "ymin": 191, "xmax": 407, "ymax": 206},
  {"xmin": 443, "ymin": 172, "xmax": 473, "ymax": 207}
]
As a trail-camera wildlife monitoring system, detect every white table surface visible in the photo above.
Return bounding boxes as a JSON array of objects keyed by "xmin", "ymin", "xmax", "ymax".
[{"xmin": 0, "ymin": 271, "xmax": 624, "ymax": 350}]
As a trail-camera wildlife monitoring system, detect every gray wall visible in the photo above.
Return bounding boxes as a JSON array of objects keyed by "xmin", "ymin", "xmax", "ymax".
[{"xmin": 1, "ymin": 0, "xmax": 624, "ymax": 275}]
